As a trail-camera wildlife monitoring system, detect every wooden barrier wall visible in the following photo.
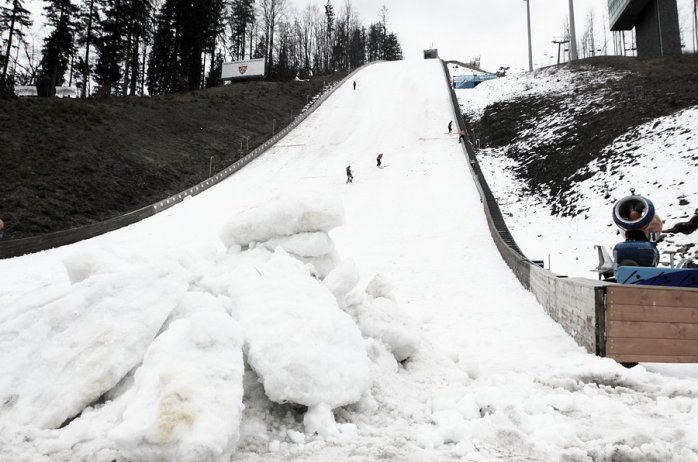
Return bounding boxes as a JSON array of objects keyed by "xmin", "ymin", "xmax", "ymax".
[
  {"xmin": 529, "ymin": 267, "xmax": 607, "ymax": 355},
  {"xmin": 606, "ymin": 285, "xmax": 698, "ymax": 363}
]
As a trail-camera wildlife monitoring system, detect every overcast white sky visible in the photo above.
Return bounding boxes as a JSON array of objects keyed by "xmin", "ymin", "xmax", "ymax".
[
  {"xmin": 309, "ymin": 0, "xmax": 697, "ymax": 72},
  {"xmin": 23, "ymin": 0, "xmax": 697, "ymax": 75}
]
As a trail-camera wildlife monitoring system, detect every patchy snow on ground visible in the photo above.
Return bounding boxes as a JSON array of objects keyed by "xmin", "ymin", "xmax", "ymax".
[
  {"xmin": 2, "ymin": 60, "xmax": 698, "ymax": 461},
  {"xmin": 458, "ymin": 65, "xmax": 628, "ymax": 121},
  {"xmin": 457, "ymin": 66, "xmax": 698, "ymax": 277}
]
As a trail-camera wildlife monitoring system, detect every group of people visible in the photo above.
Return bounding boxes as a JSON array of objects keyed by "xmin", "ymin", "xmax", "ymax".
[
  {"xmin": 344, "ymin": 120, "xmax": 468, "ymax": 184},
  {"xmin": 345, "ymin": 153, "xmax": 384, "ymax": 183}
]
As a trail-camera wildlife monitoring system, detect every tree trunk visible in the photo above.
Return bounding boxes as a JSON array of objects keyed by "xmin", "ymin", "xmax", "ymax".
[
  {"xmin": 81, "ymin": 0, "xmax": 94, "ymax": 98},
  {"xmin": 2, "ymin": 0, "xmax": 18, "ymax": 84},
  {"xmin": 124, "ymin": 30, "xmax": 132, "ymax": 95},
  {"xmin": 130, "ymin": 36, "xmax": 139, "ymax": 95}
]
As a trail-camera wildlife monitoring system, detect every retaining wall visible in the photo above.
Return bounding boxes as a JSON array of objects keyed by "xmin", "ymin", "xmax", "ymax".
[{"xmin": 441, "ymin": 60, "xmax": 606, "ymax": 355}]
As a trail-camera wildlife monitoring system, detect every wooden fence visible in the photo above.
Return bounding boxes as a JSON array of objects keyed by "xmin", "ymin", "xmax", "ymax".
[{"xmin": 606, "ymin": 285, "xmax": 698, "ymax": 363}]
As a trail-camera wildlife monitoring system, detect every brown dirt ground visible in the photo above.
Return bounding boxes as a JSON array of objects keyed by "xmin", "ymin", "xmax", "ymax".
[{"xmin": 0, "ymin": 75, "xmax": 343, "ymax": 239}]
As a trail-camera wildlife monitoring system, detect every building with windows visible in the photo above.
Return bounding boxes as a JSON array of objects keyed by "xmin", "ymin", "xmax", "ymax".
[{"xmin": 608, "ymin": 0, "xmax": 681, "ymax": 57}]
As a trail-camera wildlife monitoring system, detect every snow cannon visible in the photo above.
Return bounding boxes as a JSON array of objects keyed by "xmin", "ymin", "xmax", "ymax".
[
  {"xmin": 611, "ymin": 190, "xmax": 661, "ymax": 268},
  {"xmin": 612, "ymin": 192, "xmax": 663, "ymax": 241}
]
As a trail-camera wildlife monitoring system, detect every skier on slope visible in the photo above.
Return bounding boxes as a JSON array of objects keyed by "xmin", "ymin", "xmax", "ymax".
[
  {"xmin": 448, "ymin": 121, "xmax": 452, "ymax": 134},
  {"xmin": 346, "ymin": 165, "xmax": 354, "ymax": 183},
  {"xmin": 376, "ymin": 153, "xmax": 383, "ymax": 167}
]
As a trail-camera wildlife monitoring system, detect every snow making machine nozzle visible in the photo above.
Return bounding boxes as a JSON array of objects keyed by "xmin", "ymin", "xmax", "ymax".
[{"xmin": 611, "ymin": 189, "xmax": 662, "ymax": 269}]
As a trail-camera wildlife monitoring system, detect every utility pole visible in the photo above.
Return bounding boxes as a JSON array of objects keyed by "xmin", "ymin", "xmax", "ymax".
[
  {"xmin": 553, "ymin": 38, "xmax": 570, "ymax": 65},
  {"xmin": 524, "ymin": 0, "xmax": 533, "ymax": 71},
  {"xmin": 694, "ymin": 0, "xmax": 697, "ymax": 53},
  {"xmin": 568, "ymin": 0, "xmax": 579, "ymax": 60}
]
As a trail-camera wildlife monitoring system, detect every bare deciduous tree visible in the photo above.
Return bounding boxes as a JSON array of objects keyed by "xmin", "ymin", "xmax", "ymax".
[{"xmin": 259, "ymin": 0, "xmax": 287, "ymax": 74}]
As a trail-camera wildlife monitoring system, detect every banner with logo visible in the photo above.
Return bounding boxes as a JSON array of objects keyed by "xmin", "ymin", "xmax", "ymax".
[{"xmin": 222, "ymin": 58, "xmax": 266, "ymax": 80}]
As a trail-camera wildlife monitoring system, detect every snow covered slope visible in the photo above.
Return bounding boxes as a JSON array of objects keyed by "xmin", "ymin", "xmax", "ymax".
[{"xmin": 2, "ymin": 60, "xmax": 698, "ymax": 461}]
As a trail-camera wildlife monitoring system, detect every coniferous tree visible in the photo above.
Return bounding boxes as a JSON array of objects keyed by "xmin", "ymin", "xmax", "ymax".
[
  {"xmin": 1, "ymin": 0, "xmax": 33, "ymax": 88},
  {"xmin": 348, "ymin": 26, "xmax": 364, "ymax": 69},
  {"xmin": 123, "ymin": 0, "xmax": 153, "ymax": 95},
  {"xmin": 205, "ymin": 48, "xmax": 223, "ymax": 86},
  {"xmin": 323, "ymin": 0, "xmax": 333, "ymax": 71},
  {"xmin": 382, "ymin": 31, "xmax": 401, "ymax": 60},
  {"xmin": 230, "ymin": 0, "xmax": 254, "ymax": 60},
  {"xmin": 205, "ymin": 0, "xmax": 226, "ymax": 87},
  {"xmin": 94, "ymin": 0, "xmax": 125, "ymax": 96},
  {"xmin": 39, "ymin": 0, "xmax": 79, "ymax": 96},
  {"xmin": 366, "ymin": 22, "xmax": 381, "ymax": 61},
  {"xmin": 147, "ymin": 0, "xmax": 225, "ymax": 93},
  {"xmin": 75, "ymin": 0, "xmax": 99, "ymax": 96},
  {"xmin": 146, "ymin": 0, "xmax": 174, "ymax": 94}
]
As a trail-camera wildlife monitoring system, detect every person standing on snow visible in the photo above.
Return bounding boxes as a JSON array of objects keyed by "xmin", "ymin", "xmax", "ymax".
[
  {"xmin": 346, "ymin": 165, "xmax": 354, "ymax": 183},
  {"xmin": 448, "ymin": 121, "xmax": 452, "ymax": 134},
  {"xmin": 376, "ymin": 153, "xmax": 383, "ymax": 167},
  {"xmin": 458, "ymin": 130, "xmax": 466, "ymax": 143},
  {"xmin": 353, "ymin": 81, "xmax": 357, "ymax": 90}
]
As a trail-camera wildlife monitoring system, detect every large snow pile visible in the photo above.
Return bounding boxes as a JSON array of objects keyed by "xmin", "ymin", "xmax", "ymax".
[{"xmin": 0, "ymin": 195, "xmax": 420, "ymax": 461}]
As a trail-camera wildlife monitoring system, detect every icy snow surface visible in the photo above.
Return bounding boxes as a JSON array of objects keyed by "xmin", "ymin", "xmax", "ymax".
[{"xmin": 2, "ymin": 60, "xmax": 698, "ymax": 461}]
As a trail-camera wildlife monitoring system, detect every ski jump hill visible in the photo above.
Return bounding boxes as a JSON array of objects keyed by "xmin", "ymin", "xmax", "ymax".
[
  {"xmin": 1, "ymin": 60, "xmax": 697, "ymax": 461},
  {"xmin": 0, "ymin": 60, "xmax": 698, "ymax": 362},
  {"xmin": 3, "ymin": 59, "xmax": 695, "ymax": 365}
]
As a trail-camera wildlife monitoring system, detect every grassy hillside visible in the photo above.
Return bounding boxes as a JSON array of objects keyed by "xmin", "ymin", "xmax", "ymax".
[{"xmin": 0, "ymin": 76, "xmax": 342, "ymax": 239}]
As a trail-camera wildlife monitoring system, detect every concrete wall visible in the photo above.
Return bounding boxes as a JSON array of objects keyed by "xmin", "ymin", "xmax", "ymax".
[{"xmin": 636, "ymin": 0, "xmax": 682, "ymax": 57}]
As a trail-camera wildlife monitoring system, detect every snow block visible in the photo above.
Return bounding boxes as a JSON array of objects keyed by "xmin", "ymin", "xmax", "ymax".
[
  {"xmin": 111, "ymin": 313, "xmax": 245, "ymax": 462},
  {"xmin": 353, "ymin": 296, "xmax": 420, "ymax": 362},
  {"xmin": 260, "ymin": 232, "xmax": 335, "ymax": 257},
  {"xmin": 365, "ymin": 273, "xmax": 395, "ymax": 301},
  {"xmin": 219, "ymin": 196, "xmax": 345, "ymax": 248},
  {"xmin": 230, "ymin": 250, "xmax": 370, "ymax": 408},
  {"xmin": 0, "ymin": 267, "xmax": 188, "ymax": 429},
  {"xmin": 323, "ymin": 258, "xmax": 361, "ymax": 306},
  {"xmin": 295, "ymin": 250, "xmax": 341, "ymax": 279},
  {"xmin": 62, "ymin": 248, "xmax": 126, "ymax": 284}
]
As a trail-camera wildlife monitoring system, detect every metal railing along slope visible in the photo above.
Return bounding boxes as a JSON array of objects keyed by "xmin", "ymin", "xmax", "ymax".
[{"xmin": 0, "ymin": 64, "xmax": 376, "ymax": 259}]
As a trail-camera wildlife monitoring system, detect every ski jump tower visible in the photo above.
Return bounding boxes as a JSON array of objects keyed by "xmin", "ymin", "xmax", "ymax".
[{"xmin": 608, "ymin": 0, "xmax": 682, "ymax": 57}]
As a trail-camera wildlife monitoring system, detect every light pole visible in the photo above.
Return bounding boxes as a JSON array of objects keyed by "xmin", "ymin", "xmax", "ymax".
[
  {"xmin": 568, "ymin": 0, "xmax": 579, "ymax": 61},
  {"xmin": 524, "ymin": 0, "xmax": 533, "ymax": 72},
  {"xmin": 553, "ymin": 38, "xmax": 570, "ymax": 65}
]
